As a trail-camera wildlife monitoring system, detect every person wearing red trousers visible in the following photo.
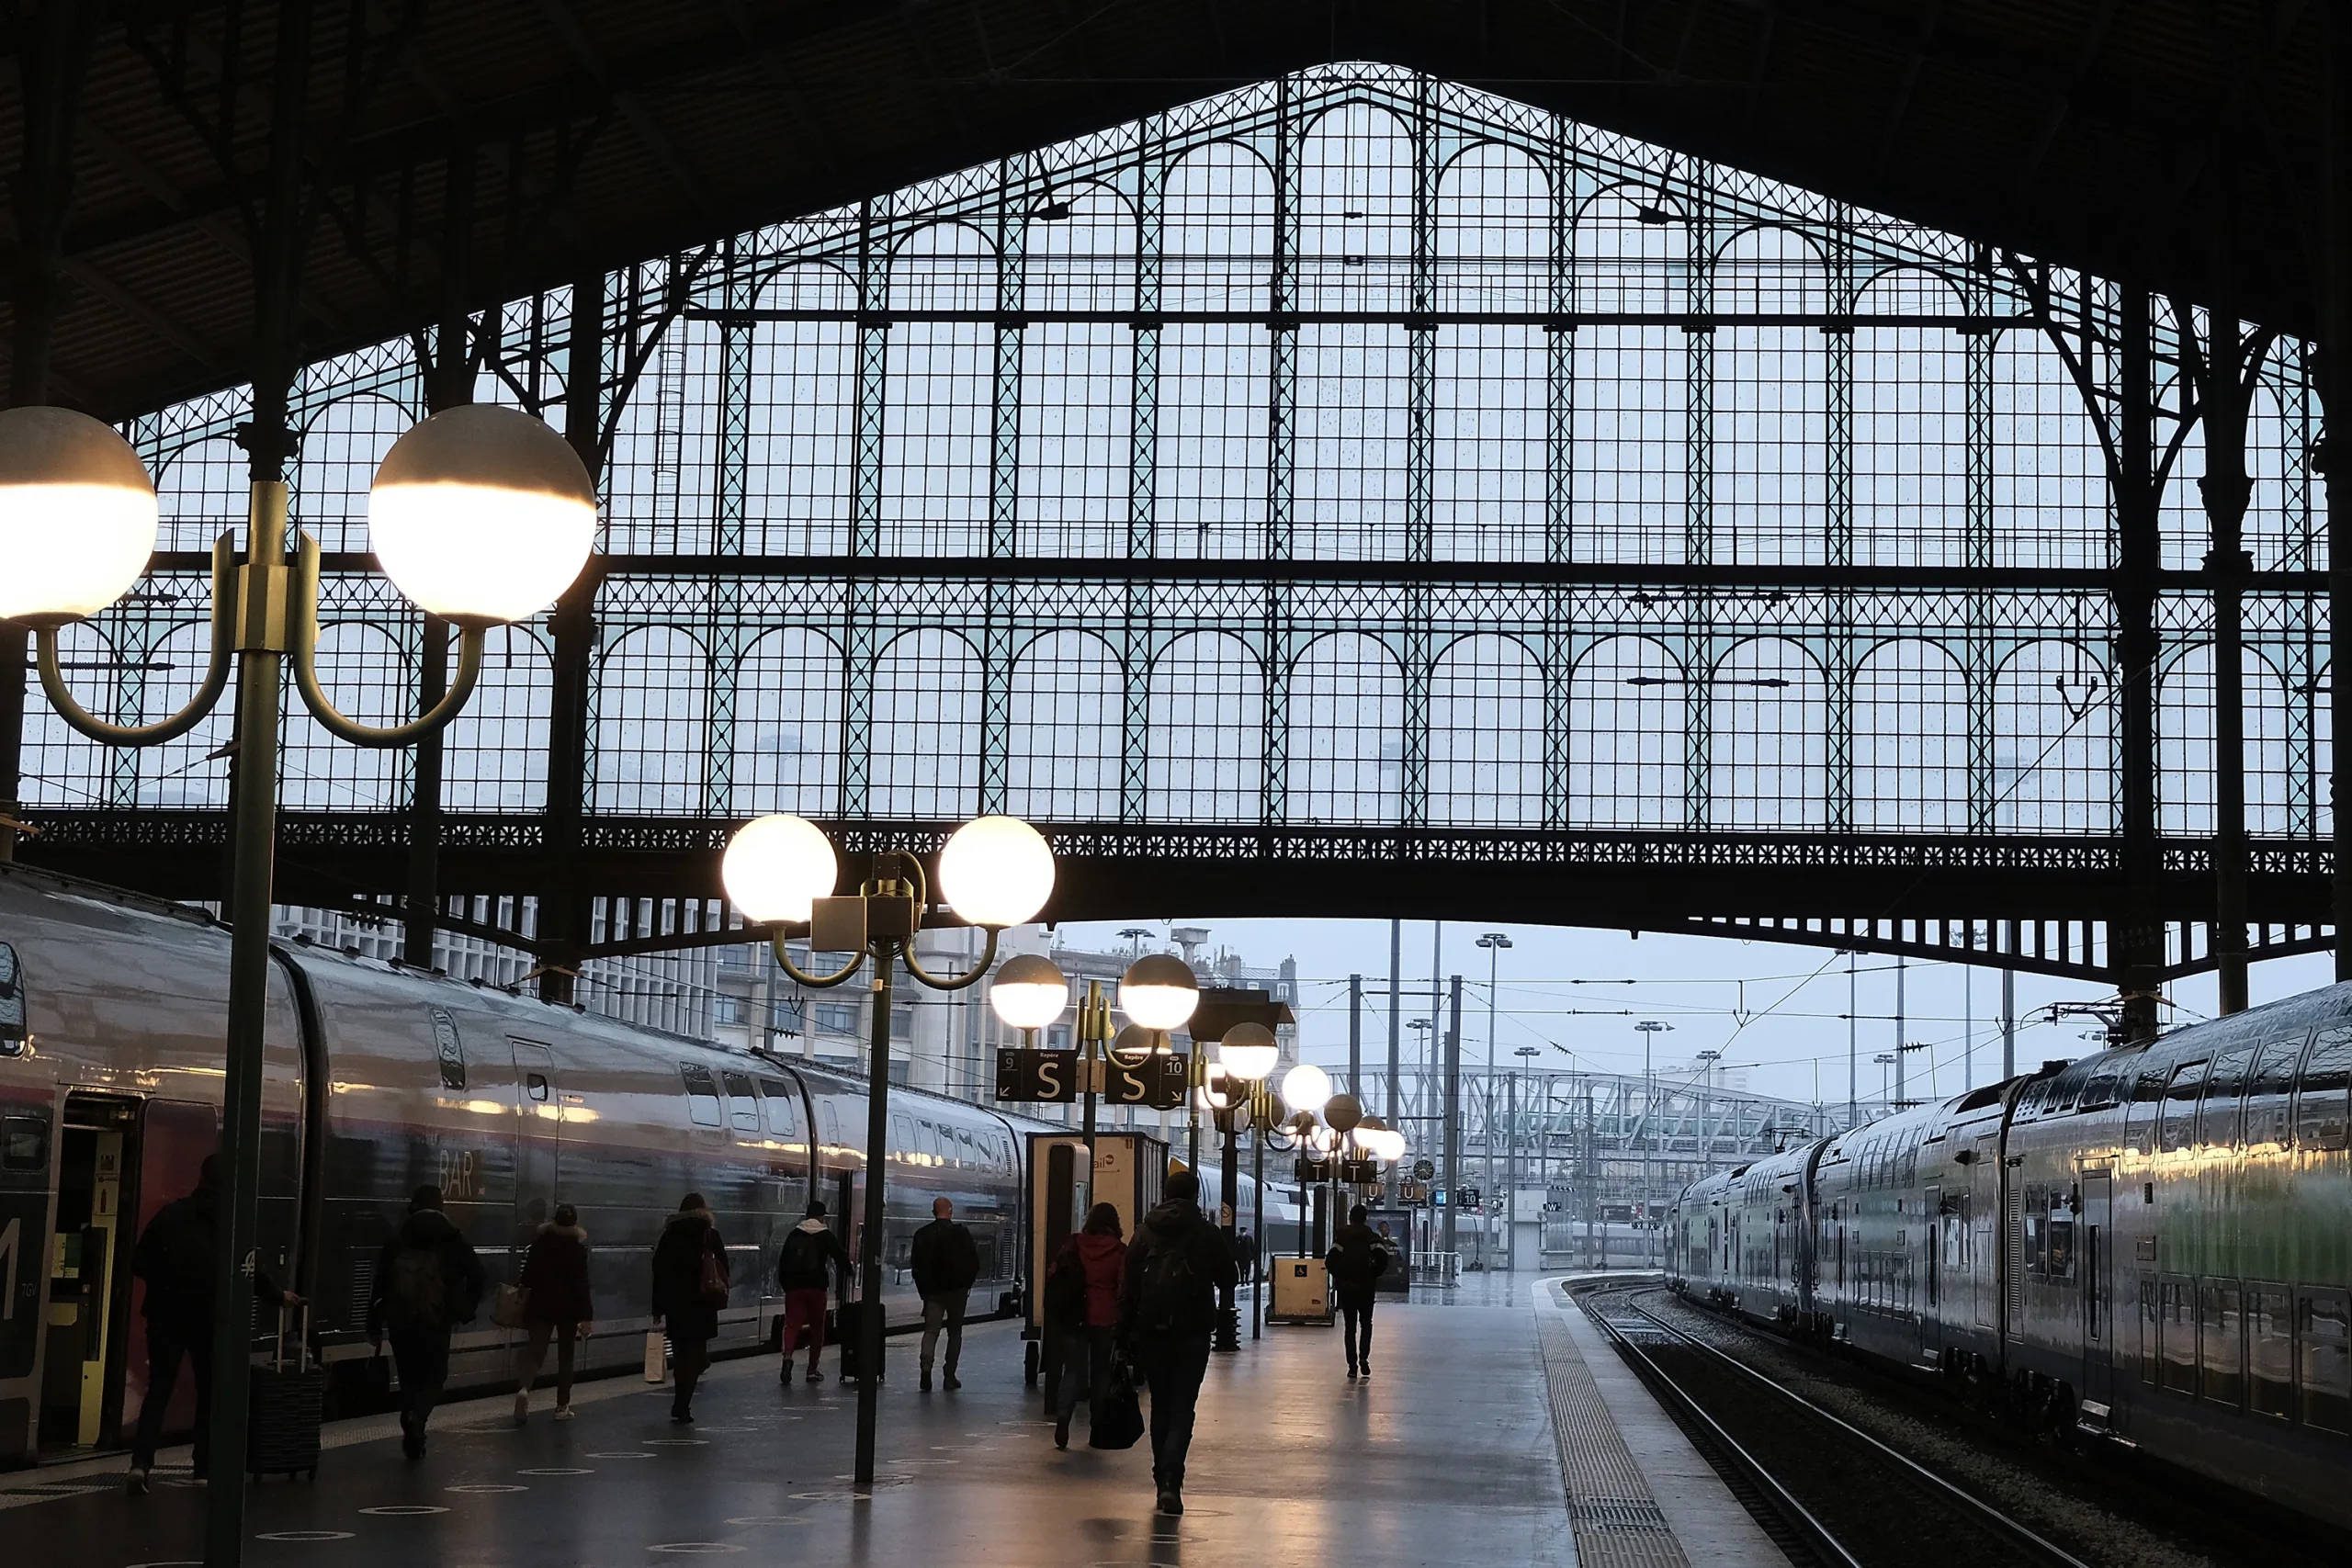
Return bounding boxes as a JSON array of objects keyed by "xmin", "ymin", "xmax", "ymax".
[{"xmin": 775, "ymin": 1200, "xmax": 851, "ymax": 1383}]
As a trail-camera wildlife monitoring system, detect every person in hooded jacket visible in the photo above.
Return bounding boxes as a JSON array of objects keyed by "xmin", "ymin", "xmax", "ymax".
[
  {"xmin": 368, "ymin": 1184, "xmax": 488, "ymax": 1459},
  {"xmin": 1118, "ymin": 1170, "xmax": 1238, "ymax": 1516},
  {"xmin": 124, "ymin": 1154, "xmax": 300, "ymax": 1493},
  {"xmin": 1046, "ymin": 1202, "xmax": 1126, "ymax": 1450},
  {"xmin": 1326, "ymin": 1203, "xmax": 1396, "ymax": 1380},
  {"xmin": 513, "ymin": 1202, "xmax": 594, "ymax": 1423},
  {"xmin": 775, "ymin": 1200, "xmax": 851, "ymax": 1384},
  {"xmin": 650, "ymin": 1193, "xmax": 730, "ymax": 1423}
]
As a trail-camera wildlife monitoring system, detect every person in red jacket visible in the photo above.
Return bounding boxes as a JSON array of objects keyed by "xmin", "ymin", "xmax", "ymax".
[{"xmin": 1046, "ymin": 1202, "xmax": 1127, "ymax": 1450}]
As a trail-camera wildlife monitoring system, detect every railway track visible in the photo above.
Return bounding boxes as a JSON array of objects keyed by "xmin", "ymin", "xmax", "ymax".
[{"xmin": 1574, "ymin": 1281, "xmax": 2094, "ymax": 1568}]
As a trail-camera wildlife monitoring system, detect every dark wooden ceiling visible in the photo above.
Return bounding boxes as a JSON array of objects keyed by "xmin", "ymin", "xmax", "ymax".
[{"xmin": 4, "ymin": 0, "xmax": 2329, "ymax": 422}]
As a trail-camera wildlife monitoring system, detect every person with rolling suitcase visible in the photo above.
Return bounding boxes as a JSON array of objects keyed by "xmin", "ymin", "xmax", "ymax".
[
  {"xmin": 368, "ymin": 1184, "xmax": 487, "ymax": 1460},
  {"xmin": 125, "ymin": 1154, "xmax": 300, "ymax": 1495},
  {"xmin": 775, "ymin": 1201, "xmax": 850, "ymax": 1385}
]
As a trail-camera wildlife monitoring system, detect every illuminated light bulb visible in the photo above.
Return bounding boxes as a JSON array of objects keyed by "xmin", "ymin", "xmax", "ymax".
[
  {"xmin": 1216, "ymin": 1021, "xmax": 1280, "ymax": 1082},
  {"xmin": 0, "ymin": 407, "xmax": 159, "ymax": 625},
  {"xmin": 721, "ymin": 813, "xmax": 839, "ymax": 924},
  {"xmin": 1120, "ymin": 952, "xmax": 1199, "ymax": 1031},
  {"xmin": 989, "ymin": 953, "xmax": 1069, "ymax": 1032},
  {"xmin": 1282, "ymin": 1062, "xmax": 1332, "ymax": 1116},
  {"xmin": 938, "ymin": 814, "xmax": 1055, "ymax": 928},
  {"xmin": 368, "ymin": 403, "xmax": 597, "ymax": 624}
]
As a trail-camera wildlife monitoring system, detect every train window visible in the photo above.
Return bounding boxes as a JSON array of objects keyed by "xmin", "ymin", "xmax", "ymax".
[
  {"xmin": 526, "ymin": 1073, "xmax": 550, "ymax": 1102},
  {"xmin": 0, "ymin": 1115, "xmax": 45, "ymax": 1172},
  {"xmin": 2293, "ymin": 1026, "xmax": 2352, "ymax": 1150},
  {"xmin": 2122, "ymin": 1066, "xmax": 2167, "ymax": 1151},
  {"xmin": 957, "ymin": 1129, "xmax": 977, "ymax": 1167},
  {"xmin": 2295, "ymin": 1289, "xmax": 2350, "ymax": 1435},
  {"xmin": 723, "ymin": 1071, "xmax": 760, "ymax": 1135},
  {"xmin": 681, "ymin": 1065, "xmax": 723, "ymax": 1127},
  {"xmin": 2248, "ymin": 1284, "xmax": 2294, "ymax": 1421},
  {"xmin": 2021, "ymin": 1184, "xmax": 2047, "ymax": 1278},
  {"xmin": 2160, "ymin": 1278, "xmax": 2196, "ymax": 1394},
  {"xmin": 2199, "ymin": 1282, "xmax": 2244, "ymax": 1407},
  {"xmin": 2198, "ymin": 1046, "xmax": 2254, "ymax": 1148},
  {"xmin": 893, "ymin": 1113, "xmax": 917, "ymax": 1163},
  {"xmin": 2245, "ymin": 1035, "xmax": 2304, "ymax": 1148},
  {"xmin": 2157, "ymin": 1059, "xmax": 2208, "ymax": 1152},
  {"xmin": 820, "ymin": 1100, "xmax": 842, "ymax": 1149},
  {"xmin": 758, "ymin": 1078, "xmax": 802, "ymax": 1140},
  {"xmin": 2077, "ymin": 1060, "xmax": 2125, "ymax": 1111},
  {"xmin": 2045, "ymin": 1210, "xmax": 2075, "ymax": 1282},
  {"xmin": 429, "ymin": 1007, "xmax": 467, "ymax": 1091}
]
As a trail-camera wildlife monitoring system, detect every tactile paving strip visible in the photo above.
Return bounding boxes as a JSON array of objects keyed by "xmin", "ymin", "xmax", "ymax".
[{"xmin": 1535, "ymin": 1299, "xmax": 1692, "ymax": 1568}]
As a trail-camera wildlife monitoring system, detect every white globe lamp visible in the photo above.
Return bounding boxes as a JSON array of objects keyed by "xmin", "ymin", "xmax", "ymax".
[
  {"xmin": 1216, "ymin": 1021, "xmax": 1280, "ymax": 1082},
  {"xmin": 1119, "ymin": 952, "xmax": 1199, "ymax": 1032},
  {"xmin": 989, "ymin": 953, "xmax": 1069, "ymax": 1032},
  {"xmin": 721, "ymin": 813, "xmax": 840, "ymax": 925},
  {"xmin": 368, "ymin": 403, "xmax": 597, "ymax": 624},
  {"xmin": 937, "ymin": 814, "xmax": 1055, "ymax": 928},
  {"xmin": 0, "ymin": 407, "xmax": 160, "ymax": 626},
  {"xmin": 1281, "ymin": 1061, "xmax": 1331, "ymax": 1116}
]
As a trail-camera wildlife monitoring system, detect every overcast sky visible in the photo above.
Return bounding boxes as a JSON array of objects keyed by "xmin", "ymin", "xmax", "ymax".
[{"xmin": 1057, "ymin": 914, "xmax": 2335, "ymax": 1110}]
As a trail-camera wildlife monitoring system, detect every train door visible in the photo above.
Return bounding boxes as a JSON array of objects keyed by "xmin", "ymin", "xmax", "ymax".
[
  {"xmin": 509, "ymin": 1040, "xmax": 560, "ymax": 1234},
  {"xmin": 39, "ymin": 1095, "xmax": 138, "ymax": 1449},
  {"xmin": 119, "ymin": 1100, "xmax": 216, "ymax": 1450},
  {"xmin": 1921, "ymin": 1184, "xmax": 1943, "ymax": 1359},
  {"xmin": 2081, "ymin": 1168, "xmax": 2113, "ymax": 1411},
  {"xmin": 1969, "ymin": 1134, "xmax": 1996, "ymax": 1331}
]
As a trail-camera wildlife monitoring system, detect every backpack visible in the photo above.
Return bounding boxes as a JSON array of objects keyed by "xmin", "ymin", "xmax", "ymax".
[
  {"xmin": 1135, "ymin": 1228, "xmax": 1205, "ymax": 1333},
  {"xmin": 778, "ymin": 1228, "xmax": 820, "ymax": 1287},
  {"xmin": 1044, "ymin": 1248, "xmax": 1088, "ymax": 1326},
  {"xmin": 389, "ymin": 1244, "xmax": 447, "ymax": 1328}
]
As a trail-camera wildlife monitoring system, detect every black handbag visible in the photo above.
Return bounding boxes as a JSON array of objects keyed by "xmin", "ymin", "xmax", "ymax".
[{"xmin": 1089, "ymin": 1359, "xmax": 1145, "ymax": 1450}]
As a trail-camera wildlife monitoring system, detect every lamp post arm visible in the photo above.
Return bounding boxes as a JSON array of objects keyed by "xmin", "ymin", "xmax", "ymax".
[
  {"xmin": 768, "ymin": 931, "xmax": 866, "ymax": 988},
  {"xmin": 32, "ymin": 534, "xmax": 237, "ymax": 746},
  {"xmin": 290, "ymin": 532, "xmax": 485, "ymax": 747},
  {"xmin": 901, "ymin": 923, "xmax": 999, "ymax": 990}
]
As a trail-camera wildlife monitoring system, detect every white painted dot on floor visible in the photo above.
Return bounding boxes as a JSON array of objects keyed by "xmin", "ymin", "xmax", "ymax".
[
  {"xmin": 447, "ymin": 1483, "xmax": 529, "ymax": 1494},
  {"xmin": 586, "ymin": 1451, "xmax": 657, "ymax": 1460},
  {"xmin": 722, "ymin": 1516, "xmax": 809, "ymax": 1526},
  {"xmin": 254, "ymin": 1530, "xmax": 354, "ymax": 1541},
  {"xmin": 645, "ymin": 1438, "xmax": 708, "ymax": 1446},
  {"xmin": 647, "ymin": 1544, "xmax": 744, "ymax": 1554},
  {"xmin": 359, "ymin": 1505, "xmax": 449, "ymax": 1516},
  {"xmin": 126, "ymin": 1559, "xmax": 204, "ymax": 1565},
  {"xmin": 518, "ymin": 1467, "xmax": 594, "ymax": 1475}
]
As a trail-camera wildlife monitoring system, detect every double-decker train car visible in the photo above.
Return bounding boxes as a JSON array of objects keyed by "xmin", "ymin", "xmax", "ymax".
[
  {"xmin": 1668, "ymin": 984, "xmax": 2352, "ymax": 1534},
  {"xmin": 0, "ymin": 861, "xmax": 1155, "ymax": 1464}
]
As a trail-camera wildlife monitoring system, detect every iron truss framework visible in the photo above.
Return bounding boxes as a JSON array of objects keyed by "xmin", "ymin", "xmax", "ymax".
[{"xmin": 12, "ymin": 66, "xmax": 2337, "ymax": 993}]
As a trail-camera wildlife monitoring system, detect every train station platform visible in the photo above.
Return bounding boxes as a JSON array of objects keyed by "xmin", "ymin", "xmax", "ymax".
[{"xmin": 6, "ymin": 1278, "xmax": 1782, "ymax": 1568}]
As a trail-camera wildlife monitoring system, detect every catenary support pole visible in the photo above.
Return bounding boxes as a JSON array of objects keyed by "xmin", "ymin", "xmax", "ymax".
[
  {"xmin": 1442, "ymin": 976, "xmax": 1462, "ymax": 1260},
  {"xmin": 1386, "ymin": 920, "xmax": 1401, "ymax": 1122},
  {"xmin": 2001, "ymin": 959, "xmax": 2017, "ymax": 1079}
]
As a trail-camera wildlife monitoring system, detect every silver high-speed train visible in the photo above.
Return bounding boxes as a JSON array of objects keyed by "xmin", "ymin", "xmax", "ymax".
[
  {"xmin": 1667, "ymin": 985, "xmax": 2352, "ymax": 1534},
  {"xmin": 0, "ymin": 862, "xmax": 1270, "ymax": 1465}
]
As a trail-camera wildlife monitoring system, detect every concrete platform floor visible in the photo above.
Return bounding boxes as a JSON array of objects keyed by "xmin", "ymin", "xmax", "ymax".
[{"xmin": 6, "ymin": 1277, "xmax": 1778, "ymax": 1568}]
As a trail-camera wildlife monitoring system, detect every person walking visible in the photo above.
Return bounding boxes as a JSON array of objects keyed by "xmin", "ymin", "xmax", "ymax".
[
  {"xmin": 775, "ymin": 1200, "xmax": 850, "ymax": 1384},
  {"xmin": 368, "ymin": 1184, "xmax": 487, "ymax": 1459},
  {"xmin": 650, "ymin": 1193, "xmax": 730, "ymax": 1424},
  {"xmin": 124, "ymin": 1155, "xmax": 300, "ymax": 1493},
  {"xmin": 513, "ymin": 1203, "xmax": 594, "ymax": 1423},
  {"xmin": 1046, "ymin": 1202, "xmax": 1126, "ymax": 1450},
  {"xmin": 1327, "ymin": 1203, "xmax": 1396, "ymax": 1381},
  {"xmin": 1119, "ymin": 1169, "xmax": 1237, "ymax": 1516},
  {"xmin": 910, "ymin": 1196, "xmax": 980, "ymax": 1392}
]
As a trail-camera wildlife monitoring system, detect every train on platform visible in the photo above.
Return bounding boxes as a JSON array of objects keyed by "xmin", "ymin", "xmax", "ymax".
[
  {"xmin": 1665, "ymin": 985, "xmax": 2352, "ymax": 1534},
  {"xmin": 0, "ymin": 862, "xmax": 1272, "ymax": 1466}
]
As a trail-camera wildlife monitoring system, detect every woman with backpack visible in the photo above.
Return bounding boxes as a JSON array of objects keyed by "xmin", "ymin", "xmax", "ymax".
[
  {"xmin": 514, "ymin": 1203, "xmax": 594, "ymax": 1424},
  {"xmin": 650, "ymin": 1193, "xmax": 730, "ymax": 1424},
  {"xmin": 1046, "ymin": 1202, "xmax": 1126, "ymax": 1450}
]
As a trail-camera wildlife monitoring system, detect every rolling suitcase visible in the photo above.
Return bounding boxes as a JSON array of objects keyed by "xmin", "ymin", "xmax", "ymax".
[
  {"xmin": 835, "ymin": 1299, "xmax": 882, "ymax": 1383},
  {"xmin": 249, "ymin": 1303, "xmax": 323, "ymax": 1482}
]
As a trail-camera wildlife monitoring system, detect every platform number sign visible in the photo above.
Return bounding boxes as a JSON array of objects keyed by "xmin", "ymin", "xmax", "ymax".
[{"xmin": 996, "ymin": 1049, "xmax": 1083, "ymax": 1103}]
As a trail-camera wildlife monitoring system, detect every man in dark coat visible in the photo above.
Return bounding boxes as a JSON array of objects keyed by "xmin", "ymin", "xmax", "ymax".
[
  {"xmin": 909, "ymin": 1196, "xmax": 980, "ymax": 1392},
  {"xmin": 776, "ymin": 1200, "xmax": 852, "ymax": 1383},
  {"xmin": 125, "ymin": 1155, "xmax": 299, "ymax": 1493},
  {"xmin": 1119, "ymin": 1169, "xmax": 1238, "ymax": 1517},
  {"xmin": 1326, "ymin": 1203, "xmax": 1396, "ymax": 1380},
  {"xmin": 368, "ymin": 1184, "xmax": 487, "ymax": 1459},
  {"xmin": 650, "ymin": 1193, "xmax": 729, "ymax": 1423}
]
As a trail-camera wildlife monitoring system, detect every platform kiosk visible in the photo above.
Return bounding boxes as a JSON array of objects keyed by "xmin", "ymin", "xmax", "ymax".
[{"xmin": 1023, "ymin": 1132, "xmax": 1168, "ymax": 1392}]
